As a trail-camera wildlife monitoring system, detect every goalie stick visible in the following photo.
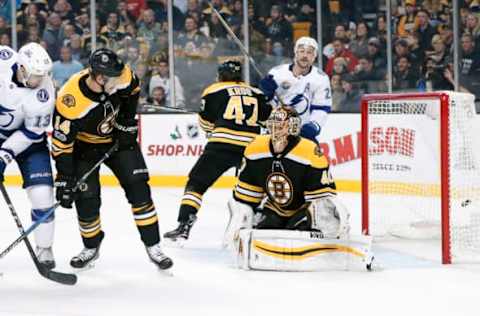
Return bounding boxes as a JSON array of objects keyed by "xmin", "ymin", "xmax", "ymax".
[
  {"xmin": 0, "ymin": 182, "xmax": 77, "ymax": 285},
  {"xmin": 0, "ymin": 142, "xmax": 119, "ymax": 261}
]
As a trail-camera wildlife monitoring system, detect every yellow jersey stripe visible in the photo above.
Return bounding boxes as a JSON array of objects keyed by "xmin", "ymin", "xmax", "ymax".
[{"xmin": 237, "ymin": 180, "xmax": 263, "ymax": 193}]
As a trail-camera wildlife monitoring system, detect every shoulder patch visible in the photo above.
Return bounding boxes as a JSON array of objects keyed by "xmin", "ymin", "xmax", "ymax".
[
  {"xmin": 0, "ymin": 49, "xmax": 13, "ymax": 60},
  {"xmin": 61, "ymin": 94, "xmax": 76, "ymax": 107},
  {"xmin": 244, "ymin": 135, "xmax": 271, "ymax": 160},
  {"xmin": 36, "ymin": 89, "xmax": 49, "ymax": 103}
]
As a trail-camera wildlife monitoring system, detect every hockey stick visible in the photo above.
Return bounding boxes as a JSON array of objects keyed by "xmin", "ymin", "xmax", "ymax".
[
  {"xmin": 0, "ymin": 142, "xmax": 119, "ymax": 261},
  {"xmin": 0, "ymin": 182, "xmax": 77, "ymax": 285},
  {"xmin": 206, "ymin": 1, "xmax": 286, "ymax": 105},
  {"xmin": 140, "ymin": 104, "xmax": 197, "ymax": 114}
]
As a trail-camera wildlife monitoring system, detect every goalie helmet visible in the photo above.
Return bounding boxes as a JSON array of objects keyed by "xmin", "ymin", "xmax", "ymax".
[
  {"xmin": 266, "ymin": 106, "xmax": 301, "ymax": 145},
  {"xmin": 294, "ymin": 36, "xmax": 318, "ymax": 57},
  {"xmin": 218, "ymin": 60, "xmax": 242, "ymax": 82},
  {"xmin": 89, "ymin": 48, "xmax": 124, "ymax": 77}
]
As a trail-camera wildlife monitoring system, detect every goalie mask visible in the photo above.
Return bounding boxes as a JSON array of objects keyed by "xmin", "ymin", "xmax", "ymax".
[{"xmin": 266, "ymin": 106, "xmax": 301, "ymax": 147}]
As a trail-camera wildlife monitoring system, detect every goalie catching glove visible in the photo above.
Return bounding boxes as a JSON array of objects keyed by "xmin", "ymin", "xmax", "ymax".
[{"xmin": 114, "ymin": 117, "xmax": 138, "ymax": 150}]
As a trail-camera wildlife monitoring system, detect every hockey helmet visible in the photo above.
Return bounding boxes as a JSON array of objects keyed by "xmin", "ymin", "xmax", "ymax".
[
  {"xmin": 17, "ymin": 42, "xmax": 52, "ymax": 87},
  {"xmin": 266, "ymin": 106, "xmax": 301, "ymax": 140},
  {"xmin": 294, "ymin": 36, "xmax": 318, "ymax": 57},
  {"xmin": 217, "ymin": 60, "xmax": 242, "ymax": 82},
  {"xmin": 89, "ymin": 48, "xmax": 124, "ymax": 77}
]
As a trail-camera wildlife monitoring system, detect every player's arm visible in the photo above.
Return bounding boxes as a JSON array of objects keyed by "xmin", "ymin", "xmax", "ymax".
[
  {"xmin": 1, "ymin": 99, "xmax": 54, "ymax": 157},
  {"xmin": 198, "ymin": 91, "xmax": 215, "ymax": 133},
  {"xmin": 233, "ymin": 157, "xmax": 265, "ymax": 209},
  {"xmin": 115, "ymin": 68, "xmax": 141, "ymax": 150},
  {"xmin": 259, "ymin": 70, "xmax": 278, "ymax": 102},
  {"xmin": 301, "ymin": 74, "xmax": 332, "ymax": 141},
  {"xmin": 51, "ymin": 101, "xmax": 80, "ymax": 209},
  {"xmin": 256, "ymin": 92, "xmax": 272, "ymax": 127}
]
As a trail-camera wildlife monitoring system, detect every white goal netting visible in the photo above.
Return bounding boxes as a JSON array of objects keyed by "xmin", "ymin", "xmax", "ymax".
[{"xmin": 363, "ymin": 91, "xmax": 480, "ymax": 263}]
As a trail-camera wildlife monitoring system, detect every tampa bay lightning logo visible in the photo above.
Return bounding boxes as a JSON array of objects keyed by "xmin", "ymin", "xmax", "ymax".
[
  {"xmin": 36, "ymin": 89, "xmax": 49, "ymax": 103},
  {"xmin": 0, "ymin": 49, "xmax": 12, "ymax": 60},
  {"xmin": 0, "ymin": 104, "xmax": 14, "ymax": 128}
]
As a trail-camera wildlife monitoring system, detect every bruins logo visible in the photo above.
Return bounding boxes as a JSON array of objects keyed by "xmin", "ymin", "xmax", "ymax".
[
  {"xmin": 62, "ymin": 94, "xmax": 76, "ymax": 107},
  {"xmin": 97, "ymin": 110, "xmax": 117, "ymax": 135},
  {"xmin": 266, "ymin": 172, "xmax": 293, "ymax": 206}
]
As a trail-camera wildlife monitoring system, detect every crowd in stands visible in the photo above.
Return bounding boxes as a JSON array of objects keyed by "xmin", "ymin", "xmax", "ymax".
[{"xmin": 0, "ymin": 0, "xmax": 479, "ymax": 112}]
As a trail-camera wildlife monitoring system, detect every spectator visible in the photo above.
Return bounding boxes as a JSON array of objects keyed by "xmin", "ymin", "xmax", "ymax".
[
  {"xmin": 52, "ymin": 46, "xmax": 84, "ymax": 88},
  {"xmin": 416, "ymin": 9, "xmax": 437, "ymax": 53},
  {"xmin": 68, "ymin": 33, "xmax": 83, "ymax": 63},
  {"xmin": 149, "ymin": 86, "xmax": 167, "ymax": 107},
  {"xmin": 42, "ymin": 12, "xmax": 63, "ymax": 61},
  {"xmin": 73, "ymin": 8, "xmax": 90, "ymax": 36},
  {"xmin": 117, "ymin": 1, "xmax": 135, "ymax": 26},
  {"xmin": 202, "ymin": 0, "xmax": 232, "ymax": 22},
  {"xmin": 17, "ymin": 3, "xmax": 47, "ymax": 32},
  {"xmin": 353, "ymin": 56, "xmax": 386, "ymax": 93},
  {"xmin": 330, "ymin": 74, "xmax": 344, "ymax": 112},
  {"xmin": 465, "ymin": 13, "xmax": 480, "ymax": 41},
  {"xmin": 60, "ymin": 24, "xmax": 77, "ymax": 47},
  {"xmin": 397, "ymin": 0, "xmax": 417, "ymax": 37},
  {"xmin": 393, "ymin": 56, "xmax": 417, "ymax": 91},
  {"xmin": 137, "ymin": 8, "xmax": 163, "ymax": 54},
  {"xmin": 149, "ymin": 0, "xmax": 185, "ymax": 31},
  {"xmin": 125, "ymin": 45, "xmax": 142, "ymax": 73},
  {"xmin": 53, "ymin": 0, "xmax": 75, "ymax": 23},
  {"xmin": 325, "ymin": 37, "xmax": 358, "ymax": 76},
  {"xmin": 350, "ymin": 21, "xmax": 369, "ymax": 58},
  {"xmin": 366, "ymin": 37, "xmax": 387, "ymax": 71},
  {"xmin": 264, "ymin": 5, "xmax": 293, "ymax": 51},
  {"xmin": 175, "ymin": 16, "xmax": 208, "ymax": 59},
  {"xmin": 375, "ymin": 15, "xmax": 387, "ymax": 46},
  {"xmin": 149, "ymin": 58, "xmax": 185, "ymax": 108},
  {"xmin": 135, "ymin": 61, "xmax": 151, "ymax": 103},
  {"xmin": 394, "ymin": 38, "xmax": 420, "ymax": 72},
  {"xmin": 332, "ymin": 56, "xmax": 349, "ymax": 76},
  {"xmin": 0, "ymin": 32, "xmax": 10, "ymax": 46},
  {"xmin": 425, "ymin": 34, "xmax": 449, "ymax": 68},
  {"xmin": 100, "ymin": 12, "xmax": 126, "ymax": 49},
  {"xmin": 460, "ymin": 33, "xmax": 480, "ymax": 99},
  {"xmin": 186, "ymin": 0, "xmax": 203, "ymax": 26},
  {"xmin": 338, "ymin": 74, "xmax": 362, "ymax": 113}
]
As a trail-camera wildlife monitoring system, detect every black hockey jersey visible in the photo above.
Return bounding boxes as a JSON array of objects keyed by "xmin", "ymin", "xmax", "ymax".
[
  {"xmin": 198, "ymin": 81, "xmax": 271, "ymax": 152},
  {"xmin": 234, "ymin": 135, "xmax": 336, "ymax": 217},
  {"xmin": 51, "ymin": 65, "xmax": 140, "ymax": 174}
]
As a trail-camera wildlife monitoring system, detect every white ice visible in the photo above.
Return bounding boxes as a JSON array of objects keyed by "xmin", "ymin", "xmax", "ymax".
[{"xmin": 1, "ymin": 186, "xmax": 480, "ymax": 316}]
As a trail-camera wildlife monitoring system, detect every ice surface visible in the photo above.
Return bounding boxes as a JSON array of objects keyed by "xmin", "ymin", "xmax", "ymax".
[{"xmin": 1, "ymin": 187, "xmax": 480, "ymax": 316}]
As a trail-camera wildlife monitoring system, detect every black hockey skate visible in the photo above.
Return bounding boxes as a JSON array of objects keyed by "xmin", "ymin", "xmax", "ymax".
[
  {"xmin": 146, "ymin": 243, "xmax": 173, "ymax": 270},
  {"xmin": 36, "ymin": 246, "xmax": 56, "ymax": 270},
  {"xmin": 70, "ymin": 237, "xmax": 103, "ymax": 269},
  {"xmin": 163, "ymin": 214, "xmax": 197, "ymax": 242}
]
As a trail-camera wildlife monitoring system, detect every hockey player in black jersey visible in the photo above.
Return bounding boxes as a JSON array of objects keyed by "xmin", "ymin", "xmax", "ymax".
[
  {"xmin": 164, "ymin": 60, "xmax": 272, "ymax": 242},
  {"xmin": 52, "ymin": 48, "xmax": 172, "ymax": 270}
]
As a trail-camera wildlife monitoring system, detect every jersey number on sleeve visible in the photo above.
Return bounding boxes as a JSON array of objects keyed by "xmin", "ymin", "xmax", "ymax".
[{"xmin": 223, "ymin": 96, "xmax": 258, "ymax": 126}]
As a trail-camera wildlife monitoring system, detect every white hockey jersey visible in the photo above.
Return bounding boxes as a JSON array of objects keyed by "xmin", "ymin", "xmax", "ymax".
[
  {"xmin": 0, "ymin": 46, "xmax": 55, "ymax": 156},
  {"xmin": 268, "ymin": 64, "xmax": 332, "ymax": 133}
]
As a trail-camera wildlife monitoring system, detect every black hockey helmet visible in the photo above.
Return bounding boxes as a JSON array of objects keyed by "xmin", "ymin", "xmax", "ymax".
[
  {"xmin": 218, "ymin": 60, "xmax": 242, "ymax": 81},
  {"xmin": 89, "ymin": 48, "xmax": 124, "ymax": 77}
]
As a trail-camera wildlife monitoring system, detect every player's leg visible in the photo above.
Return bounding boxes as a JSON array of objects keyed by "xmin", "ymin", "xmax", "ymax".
[
  {"xmin": 16, "ymin": 143, "xmax": 55, "ymax": 269},
  {"xmin": 107, "ymin": 145, "xmax": 172, "ymax": 269},
  {"xmin": 69, "ymin": 159, "xmax": 104, "ymax": 268},
  {"xmin": 164, "ymin": 148, "xmax": 241, "ymax": 241},
  {"xmin": 255, "ymin": 208, "xmax": 289, "ymax": 229}
]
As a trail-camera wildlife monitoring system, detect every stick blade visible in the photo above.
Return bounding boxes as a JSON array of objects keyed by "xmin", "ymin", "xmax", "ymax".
[{"xmin": 38, "ymin": 264, "xmax": 77, "ymax": 285}]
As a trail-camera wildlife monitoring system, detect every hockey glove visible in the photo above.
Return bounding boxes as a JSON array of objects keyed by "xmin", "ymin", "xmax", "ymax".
[
  {"xmin": 114, "ymin": 118, "xmax": 138, "ymax": 150},
  {"xmin": 55, "ymin": 174, "xmax": 78, "ymax": 209},
  {"xmin": 300, "ymin": 122, "xmax": 321, "ymax": 143},
  {"xmin": 259, "ymin": 75, "xmax": 278, "ymax": 101},
  {"xmin": 0, "ymin": 148, "xmax": 14, "ymax": 181}
]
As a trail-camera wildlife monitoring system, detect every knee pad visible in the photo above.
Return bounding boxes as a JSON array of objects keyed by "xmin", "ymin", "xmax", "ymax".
[
  {"xmin": 27, "ymin": 185, "xmax": 53, "ymax": 210},
  {"xmin": 123, "ymin": 180, "xmax": 152, "ymax": 206}
]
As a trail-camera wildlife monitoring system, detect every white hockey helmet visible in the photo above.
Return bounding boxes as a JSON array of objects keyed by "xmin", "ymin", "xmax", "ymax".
[
  {"xmin": 17, "ymin": 42, "xmax": 52, "ymax": 87},
  {"xmin": 294, "ymin": 36, "xmax": 318, "ymax": 57}
]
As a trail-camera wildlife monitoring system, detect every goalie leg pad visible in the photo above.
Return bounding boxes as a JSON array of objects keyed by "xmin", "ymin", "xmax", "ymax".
[
  {"xmin": 235, "ymin": 229, "xmax": 374, "ymax": 271},
  {"xmin": 223, "ymin": 198, "xmax": 254, "ymax": 249}
]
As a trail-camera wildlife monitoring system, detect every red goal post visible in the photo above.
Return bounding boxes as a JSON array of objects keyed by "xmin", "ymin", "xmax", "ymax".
[{"xmin": 361, "ymin": 91, "xmax": 480, "ymax": 264}]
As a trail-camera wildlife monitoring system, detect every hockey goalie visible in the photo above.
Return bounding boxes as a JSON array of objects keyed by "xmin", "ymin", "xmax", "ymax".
[{"xmin": 224, "ymin": 106, "xmax": 376, "ymax": 271}]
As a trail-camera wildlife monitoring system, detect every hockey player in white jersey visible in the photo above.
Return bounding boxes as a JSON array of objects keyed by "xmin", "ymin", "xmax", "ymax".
[
  {"xmin": 0, "ymin": 43, "xmax": 56, "ymax": 268},
  {"xmin": 260, "ymin": 36, "xmax": 332, "ymax": 143}
]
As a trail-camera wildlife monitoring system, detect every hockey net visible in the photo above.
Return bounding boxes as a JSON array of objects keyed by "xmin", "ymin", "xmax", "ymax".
[{"xmin": 361, "ymin": 91, "xmax": 480, "ymax": 263}]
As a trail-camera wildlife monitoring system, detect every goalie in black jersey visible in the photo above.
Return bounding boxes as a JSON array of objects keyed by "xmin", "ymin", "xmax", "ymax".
[
  {"xmin": 163, "ymin": 60, "xmax": 272, "ymax": 242},
  {"xmin": 52, "ymin": 48, "xmax": 172, "ymax": 270}
]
